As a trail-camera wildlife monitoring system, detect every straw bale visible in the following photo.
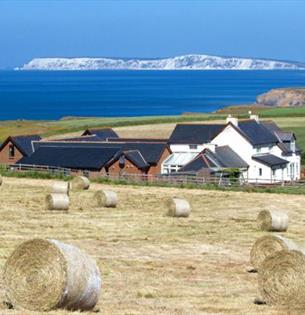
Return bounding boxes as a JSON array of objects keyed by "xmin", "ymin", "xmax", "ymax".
[
  {"xmin": 257, "ymin": 210, "xmax": 288, "ymax": 232},
  {"xmin": 3, "ymin": 239, "xmax": 101, "ymax": 311},
  {"xmin": 250, "ymin": 235, "xmax": 300, "ymax": 271},
  {"xmin": 51, "ymin": 181, "xmax": 70, "ymax": 195},
  {"xmin": 258, "ymin": 250, "xmax": 305, "ymax": 306},
  {"xmin": 46, "ymin": 193, "xmax": 69, "ymax": 210},
  {"xmin": 95, "ymin": 190, "xmax": 118, "ymax": 207},
  {"xmin": 71, "ymin": 176, "xmax": 90, "ymax": 190},
  {"xmin": 166, "ymin": 197, "xmax": 191, "ymax": 217}
]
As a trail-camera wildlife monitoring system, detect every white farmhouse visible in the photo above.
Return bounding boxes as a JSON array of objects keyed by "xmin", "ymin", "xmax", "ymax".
[
  {"xmin": 162, "ymin": 115, "xmax": 301, "ymax": 183},
  {"xmin": 162, "ymin": 124, "xmax": 226, "ymax": 174}
]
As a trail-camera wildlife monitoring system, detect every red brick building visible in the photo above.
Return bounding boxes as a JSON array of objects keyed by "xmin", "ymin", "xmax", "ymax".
[
  {"xmin": 0, "ymin": 135, "xmax": 41, "ymax": 165},
  {"xmin": 105, "ymin": 142, "xmax": 171, "ymax": 176}
]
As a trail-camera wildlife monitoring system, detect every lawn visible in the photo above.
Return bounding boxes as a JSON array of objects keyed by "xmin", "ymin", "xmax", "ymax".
[{"xmin": 0, "ymin": 177, "xmax": 304, "ymax": 314}]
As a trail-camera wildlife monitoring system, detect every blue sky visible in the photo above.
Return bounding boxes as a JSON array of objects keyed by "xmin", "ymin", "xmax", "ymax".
[{"xmin": 1, "ymin": 0, "xmax": 305, "ymax": 68}]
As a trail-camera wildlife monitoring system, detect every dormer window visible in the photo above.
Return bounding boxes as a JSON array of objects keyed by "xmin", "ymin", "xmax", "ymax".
[{"xmin": 9, "ymin": 144, "xmax": 15, "ymax": 158}]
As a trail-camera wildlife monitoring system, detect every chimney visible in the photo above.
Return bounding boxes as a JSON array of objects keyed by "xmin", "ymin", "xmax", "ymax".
[
  {"xmin": 249, "ymin": 111, "xmax": 259, "ymax": 122},
  {"xmin": 226, "ymin": 114, "xmax": 238, "ymax": 127}
]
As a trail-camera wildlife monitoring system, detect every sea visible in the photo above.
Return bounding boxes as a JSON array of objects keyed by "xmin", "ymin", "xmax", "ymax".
[{"xmin": 0, "ymin": 70, "xmax": 305, "ymax": 120}]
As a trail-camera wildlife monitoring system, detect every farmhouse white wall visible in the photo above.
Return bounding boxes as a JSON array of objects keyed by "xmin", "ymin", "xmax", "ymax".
[
  {"xmin": 167, "ymin": 119, "xmax": 301, "ymax": 183},
  {"xmin": 212, "ymin": 124, "xmax": 301, "ymax": 183}
]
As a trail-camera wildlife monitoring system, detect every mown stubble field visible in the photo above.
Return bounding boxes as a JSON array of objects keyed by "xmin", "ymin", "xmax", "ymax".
[{"xmin": 0, "ymin": 177, "xmax": 304, "ymax": 315}]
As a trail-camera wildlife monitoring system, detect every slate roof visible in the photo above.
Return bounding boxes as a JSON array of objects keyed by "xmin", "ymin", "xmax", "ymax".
[
  {"xmin": 119, "ymin": 142, "xmax": 169, "ymax": 165},
  {"xmin": 236, "ymin": 120, "xmax": 279, "ymax": 146},
  {"xmin": 179, "ymin": 146, "xmax": 248, "ymax": 173},
  {"xmin": 122, "ymin": 150, "xmax": 149, "ymax": 169},
  {"xmin": 169, "ymin": 124, "xmax": 226, "ymax": 144},
  {"xmin": 260, "ymin": 121, "xmax": 295, "ymax": 142},
  {"xmin": 107, "ymin": 138, "xmax": 168, "ymax": 143},
  {"xmin": 32, "ymin": 140, "xmax": 168, "ymax": 168},
  {"xmin": 260, "ymin": 121, "xmax": 281, "ymax": 132},
  {"xmin": 252, "ymin": 154, "xmax": 289, "ymax": 168},
  {"xmin": 2, "ymin": 135, "xmax": 42, "ymax": 156},
  {"xmin": 32, "ymin": 141, "xmax": 120, "ymax": 151},
  {"xmin": 106, "ymin": 142, "xmax": 168, "ymax": 169},
  {"xmin": 53, "ymin": 135, "xmax": 102, "ymax": 142},
  {"xmin": 214, "ymin": 146, "xmax": 249, "ymax": 168},
  {"xmin": 178, "ymin": 155, "xmax": 213, "ymax": 172},
  {"xmin": 18, "ymin": 146, "xmax": 119, "ymax": 170},
  {"xmin": 82, "ymin": 128, "xmax": 118, "ymax": 140},
  {"xmin": 275, "ymin": 131, "xmax": 295, "ymax": 142}
]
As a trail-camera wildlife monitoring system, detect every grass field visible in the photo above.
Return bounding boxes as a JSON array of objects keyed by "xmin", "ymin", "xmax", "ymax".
[
  {"xmin": 0, "ymin": 177, "xmax": 305, "ymax": 314},
  {"xmin": 2, "ymin": 106, "xmax": 305, "ymax": 150}
]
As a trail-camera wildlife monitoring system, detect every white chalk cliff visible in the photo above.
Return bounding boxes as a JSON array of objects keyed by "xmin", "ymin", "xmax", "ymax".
[{"xmin": 17, "ymin": 54, "xmax": 305, "ymax": 71}]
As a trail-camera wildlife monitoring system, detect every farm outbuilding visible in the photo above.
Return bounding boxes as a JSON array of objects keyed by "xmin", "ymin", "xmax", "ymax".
[
  {"xmin": 82, "ymin": 127, "xmax": 119, "ymax": 140},
  {"xmin": 0, "ymin": 134, "xmax": 41, "ymax": 164},
  {"xmin": 17, "ymin": 144, "xmax": 120, "ymax": 177},
  {"xmin": 105, "ymin": 141, "xmax": 171, "ymax": 176}
]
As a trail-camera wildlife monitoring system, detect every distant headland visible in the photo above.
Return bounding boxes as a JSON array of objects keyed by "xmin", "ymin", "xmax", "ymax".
[{"xmin": 16, "ymin": 54, "xmax": 305, "ymax": 71}]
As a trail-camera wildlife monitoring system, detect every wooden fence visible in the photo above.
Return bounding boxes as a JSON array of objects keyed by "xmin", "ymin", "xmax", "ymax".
[{"xmin": 3, "ymin": 163, "xmax": 304, "ymax": 190}]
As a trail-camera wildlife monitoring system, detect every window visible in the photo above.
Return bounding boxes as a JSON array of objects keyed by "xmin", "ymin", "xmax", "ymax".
[
  {"xmin": 290, "ymin": 163, "xmax": 295, "ymax": 178},
  {"xmin": 259, "ymin": 168, "xmax": 262, "ymax": 176},
  {"xmin": 291, "ymin": 141, "xmax": 296, "ymax": 152},
  {"xmin": 272, "ymin": 169, "xmax": 276, "ymax": 177},
  {"xmin": 9, "ymin": 144, "xmax": 15, "ymax": 158},
  {"xmin": 256, "ymin": 147, "xmax": 261, "ymax": 153},
  {"xmin": 189, "ymin": 144, "xmax": 198, "ymax": 150}
]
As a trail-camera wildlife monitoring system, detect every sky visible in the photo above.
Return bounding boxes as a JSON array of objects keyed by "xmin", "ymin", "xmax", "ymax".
[{"xmin": 0, "ymin": 0, "xmax": 305, "ymax": 69}]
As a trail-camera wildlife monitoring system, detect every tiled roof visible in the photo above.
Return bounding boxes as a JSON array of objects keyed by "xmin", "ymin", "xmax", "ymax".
[
  {"xmin": 18, "ymin": 146, "xmax": 119, "ymax": 170},
  {"xmin": 169, "ymin": 124, "xmax": 226, "ymax": 144},
  {"xmin": 252, "ymin": 154, "xmax": 289, "ymax": 168}
]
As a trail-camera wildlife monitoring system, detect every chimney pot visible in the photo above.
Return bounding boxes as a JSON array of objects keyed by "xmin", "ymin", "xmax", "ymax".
[{"xmin": 226, "ymin": 115, "xmax": 238, "ymax": 126}]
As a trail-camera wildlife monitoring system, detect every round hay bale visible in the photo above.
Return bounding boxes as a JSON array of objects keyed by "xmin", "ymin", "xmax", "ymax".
[
  {"xmin": 45, "ymin": 193, "xmax": 69, "ymax": 211},
  {"xmin": 257, "ymin": 210, "xmax": 289, "ymax": 232},
  {"xmin": 258, "ymin": 250, "xmax": 305, "ymax": 306},
  {"xmin": 166, "ymin": 197, "xmax": 191, "ymax": 217},
  {"xmin": 71, "ymin": 176, "xmax": 90, "ymax": 190},
  {"xmin": 51, "ymin": 181, "xmax": 70, "ymax": 195},
  {"xmin": 95, "ymin": 190, "xmax": 118, "ymax": 208},
  {"xmin": 3, "ymin": 238, "xmax": 101, "ymax": 311},
  {"xmin": 250, "ymin": 235, "xmax": 300, "ymax": 271}
]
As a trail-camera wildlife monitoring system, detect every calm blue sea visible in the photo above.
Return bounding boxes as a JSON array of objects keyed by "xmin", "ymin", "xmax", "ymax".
[{"xmin": 0, "ymin": 70, "xmax": 305, "ymax": 120}]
